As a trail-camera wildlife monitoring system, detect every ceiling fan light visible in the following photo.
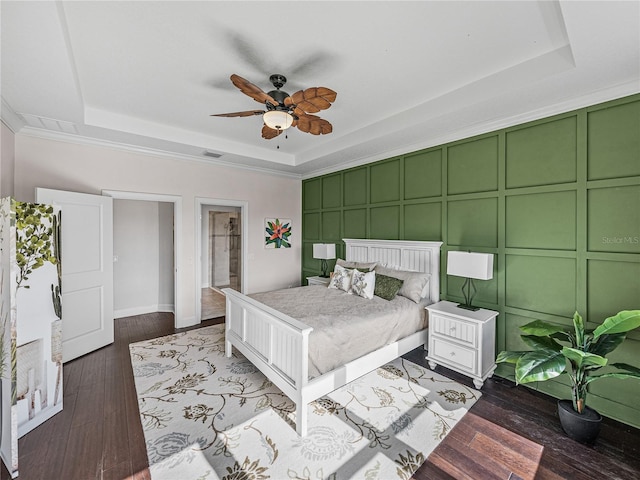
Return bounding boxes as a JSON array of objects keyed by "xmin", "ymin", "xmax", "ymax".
[{"xmin": 263, "ymin": 110, "xmax": 293, "ymax": 130}]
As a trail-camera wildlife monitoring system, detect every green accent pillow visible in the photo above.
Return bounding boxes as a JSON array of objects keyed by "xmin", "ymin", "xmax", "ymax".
[{"xmin": 374, "ymin": 274, "xmax": 404, "ymax": 301}]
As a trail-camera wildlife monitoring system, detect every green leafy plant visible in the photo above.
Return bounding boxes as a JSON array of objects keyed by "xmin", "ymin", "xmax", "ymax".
[
  {"xmin": 497, "ymin": 310, "xmax": 640, "ymax": 414},
  {"xmin": 13, "ymin": 200, "xmax": 57, "ymax": 290}
]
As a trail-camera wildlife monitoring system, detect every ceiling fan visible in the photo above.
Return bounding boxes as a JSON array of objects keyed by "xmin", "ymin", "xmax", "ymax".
[{"xmin": 211, "ymin": 74, "xmax": 337, "ymax": 140}]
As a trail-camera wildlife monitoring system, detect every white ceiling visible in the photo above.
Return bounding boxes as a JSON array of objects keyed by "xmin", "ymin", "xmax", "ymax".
[{"xmin": 2, "ymin": 1, "xmax": 639, "ymax": 178}]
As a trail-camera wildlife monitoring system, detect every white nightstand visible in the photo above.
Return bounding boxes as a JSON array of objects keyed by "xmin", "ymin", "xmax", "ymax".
[
  {"xmin": 425, "ymin": 300, "xmax": 498, "ymax": 389},
  {"xmin": 306, "ymin": 275, "xmax": 331, "ymax": 286}
]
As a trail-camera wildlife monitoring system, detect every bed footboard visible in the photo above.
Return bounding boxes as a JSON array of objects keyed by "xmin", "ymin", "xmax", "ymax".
[{"xmin": 223, "ymin": 288, "xmax": 314, "ymax": 435}]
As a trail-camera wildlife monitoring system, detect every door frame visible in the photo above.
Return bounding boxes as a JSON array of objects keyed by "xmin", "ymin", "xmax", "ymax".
[
  {"xmin": 102, "ymin": 190, "xmax": 182, "ymax": 327},
  {"xmin": 195, "ymin": 197, "xmax": 248, "ymax": 322}
]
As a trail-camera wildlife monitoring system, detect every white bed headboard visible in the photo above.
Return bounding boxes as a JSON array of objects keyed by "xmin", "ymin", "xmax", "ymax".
[{"xmin": 343, "ymin": 238, "xmax": 443, "ymax": 303}]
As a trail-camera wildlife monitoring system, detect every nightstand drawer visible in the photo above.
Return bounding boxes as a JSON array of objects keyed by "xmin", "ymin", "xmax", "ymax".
[
  {"xmin": 431, "ymin": 338, "xmax": 475, "ymax": 373},
  {"xmin": 430, "ymin": 313, "xmax": 477, "ymax": 346}
]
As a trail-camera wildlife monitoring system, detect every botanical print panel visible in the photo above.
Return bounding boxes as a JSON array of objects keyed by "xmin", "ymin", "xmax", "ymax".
[{"xmin": 265, "ymin": 218, "xmax": 292, "ymax": 248}]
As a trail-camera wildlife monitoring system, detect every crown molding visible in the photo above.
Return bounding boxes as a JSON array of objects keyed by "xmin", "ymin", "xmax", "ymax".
[
  {"xmin": 301, "ymin": 82, "xmax": 640, "ymax": 179},
  {"xmin": 17, "ymin": 126, "xmax": 302, "ymax": 180},
  {"xmin": 0, "ymin": 97, "xmax": 25, "ymax": 133}
]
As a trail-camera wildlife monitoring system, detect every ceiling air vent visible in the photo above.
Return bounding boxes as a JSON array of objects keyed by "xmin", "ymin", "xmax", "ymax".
[{"xmin": 203, "ymin": 150, "xmax": 223, "ymax": 159}]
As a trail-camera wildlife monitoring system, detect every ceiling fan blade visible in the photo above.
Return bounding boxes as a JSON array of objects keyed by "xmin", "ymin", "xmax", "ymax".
[
  {"xmin": 296, "ymin": 114, "xmax": 333, "ymax": 135},
  {"xmin": 210, "ymin": 110, "xmax": 265, "ymax": 118},
  {"xmin": 287, "ymin": 87, "xmax": 337, "ymax": 113},
  {"xmin": 231, "ymin": 74, "xmax": 278, "ymax": 106},
  {"xmin": 261, "ymin": 124, "xmax": 283, "ymax": 139}
]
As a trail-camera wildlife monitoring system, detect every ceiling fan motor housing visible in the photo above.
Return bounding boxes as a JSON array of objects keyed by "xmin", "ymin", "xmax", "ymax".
[{"xmin": 269, "ymin": 74, "xmax": 287, "ymax": 89}]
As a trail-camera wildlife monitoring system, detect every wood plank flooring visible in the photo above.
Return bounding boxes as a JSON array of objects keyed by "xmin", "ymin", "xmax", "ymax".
[{"xmin": 2, "ymin": 312, "xmax": 638, "ymax": 480}]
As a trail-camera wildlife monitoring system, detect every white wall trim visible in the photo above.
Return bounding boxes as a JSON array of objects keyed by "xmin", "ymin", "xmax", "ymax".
[
  {"xmin": 102, "ymin": 190, "xmax": 187, "ymax": 327},
  {"xmin": 195, "ymin": 197, "xmax": 249, "ymax": 323},
  {"xmin": 17, "ymin": 126, "xmax": 302, "ymax": 179},
  {"xmin": 158, "ymin": 303, "xmax": 175, "ymax": 313},
  {"xmin": 115, "ymin": 305, "xmax": 160, "ymax": 319},
  {"xmin": 1, "ymin": 97, "xmax": 25, "ymax": 133}
]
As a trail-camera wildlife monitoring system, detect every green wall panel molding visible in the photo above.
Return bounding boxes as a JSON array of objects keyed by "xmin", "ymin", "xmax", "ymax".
[
  {"xmin": 505, "ymin": 115, "xmax": 577, "ymax": 189},
  {"xmin": 301, "ymin": 93, "xmax": 640, "ymax": 428},
  {"xmin": 404, "ymin": 149, "xmax": 442, "ymax": 199},
  {"xmin": 505, "ymin": 255, "xmax": 576, "ymax": 317},
  {"xmin": 506, "ymin": 191, "xmax": 576, "ymax": 250},
  {"xmin": 343, "ymin": 208, "xmax": 367, "ymax": 239},
  {"xmin": 322, "ymin": 174, "xmax": 342, "ymax": 209},
  {"xmin": 303, "ymin": 178, "xmax": 321, "ymax": 210},
  {"xmin": 321, "ymin": 211, "xmax": 342, "ymax": 241},
  {"xmin": 588, "ymin": 185, "xmax": 640, "ymax": 254},
  {"xmin": 587, "ymin": 259, "xmax": 640, "ymax": 328},
  {"xmin": 447, "ymin": 135, "xmax": 499, "ymax": 195},
  {"xmin": 303, "ymin": 212, "xmax": 320, "ymax": 240},
  {"xmin": 343, "ymin": 167, "xmax": 368, "ymax": 206},
  {"xmin": 370, "ymin": 158, "xmax": 401, "ymax": 204},
  {"xmin": 588, "ymin": 98, "xmax": 640, "ymax": 181},
  {"xmin": 447, "ymin": 197, "xmax": 498, "ymax": 248},
  {"xmin": 404, "ymin": 202, "xmax": 442, "ymax": 240},
  {"xmin": 370, "ymin": 205, "xmax": 400, "ymax": 239}
]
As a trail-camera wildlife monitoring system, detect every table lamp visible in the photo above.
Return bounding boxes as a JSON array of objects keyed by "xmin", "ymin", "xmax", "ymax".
[
  {"xmin": 313, "ymin": 243, "xmax": 336, "ymax": 278},
  {"xmin": 447, "ymin": 251, "xmax": 493, "ymax": 311}
]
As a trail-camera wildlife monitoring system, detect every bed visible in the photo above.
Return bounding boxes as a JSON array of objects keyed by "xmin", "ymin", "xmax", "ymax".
[{"xmin": 223, "ymin": 238, "xmax": 442, "ymax": 436}]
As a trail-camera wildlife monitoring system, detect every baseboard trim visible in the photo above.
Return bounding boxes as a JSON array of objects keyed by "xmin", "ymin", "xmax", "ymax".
[
  {"xmin": 158, "ymin": 304, "xmax": 175, "ymax": 313},
  {"xmin": 115, "ymin": 305, "xmax": 159, "ymax": 319}
]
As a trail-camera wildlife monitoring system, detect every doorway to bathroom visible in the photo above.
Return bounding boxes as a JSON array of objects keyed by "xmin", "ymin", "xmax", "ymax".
[{"xmin": 196, "ymin": 199, "xmax": 247, "ymax": 322}]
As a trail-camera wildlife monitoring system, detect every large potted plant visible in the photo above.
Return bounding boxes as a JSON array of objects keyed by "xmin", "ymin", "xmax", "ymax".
[{"xmin": 497, "ymin": 310, "xmax": 640, "ymax": 444}]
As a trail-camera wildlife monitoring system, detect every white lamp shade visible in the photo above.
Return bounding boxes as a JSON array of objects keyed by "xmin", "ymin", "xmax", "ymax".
[
  {"xmin": 263, "ymin": 110, "xmax": 294, "ymax": 130},
  {"xmin": 313, "ymin": 243, "xmax": 336, "ymax": 260},
  {"xmin": 447, "ymin": 251, "xmax": 493, "ymax": 280}
]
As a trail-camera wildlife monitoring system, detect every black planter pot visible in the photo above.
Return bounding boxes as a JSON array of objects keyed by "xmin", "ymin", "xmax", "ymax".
[{"xmin": 557, "ymin": 399, "xmax": 602, "ymax": 444}]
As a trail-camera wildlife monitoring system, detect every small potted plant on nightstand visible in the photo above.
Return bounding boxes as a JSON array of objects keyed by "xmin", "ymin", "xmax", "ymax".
[{"xmin": 496, "ymin": 310, "xmax": 640, "ymax": 444}]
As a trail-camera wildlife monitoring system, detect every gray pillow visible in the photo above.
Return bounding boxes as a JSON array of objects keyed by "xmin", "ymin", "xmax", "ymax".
[
  {"xmin": 374, "ymin": 266, "xmax": 430, "ymax": 303},
  {"xmin": 374, "ymin": 274, "xmax": 404, "ymax": 301},
  {"xmin": 336, "ymin": 258, "xmax": 377, "ymax": 271}
]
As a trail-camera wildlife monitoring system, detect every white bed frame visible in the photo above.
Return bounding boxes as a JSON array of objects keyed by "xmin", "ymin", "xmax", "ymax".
[{"xmin": 223, "ymin": 238, "xmax": 442, "ymax": 436}]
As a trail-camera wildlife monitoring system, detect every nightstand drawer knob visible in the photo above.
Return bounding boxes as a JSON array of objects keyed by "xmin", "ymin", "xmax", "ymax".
[{"xmin": 450, "ymin": 351, "xmax": 455, "ymax": 356}]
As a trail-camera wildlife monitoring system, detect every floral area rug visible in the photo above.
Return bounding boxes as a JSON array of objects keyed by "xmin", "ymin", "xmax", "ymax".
[{"xmin": 129, "ymin": 324, "xmax": 480, "ymax": 480}]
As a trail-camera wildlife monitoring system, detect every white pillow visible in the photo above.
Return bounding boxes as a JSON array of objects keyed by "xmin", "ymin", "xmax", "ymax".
[
  {"xmin": 350, "ymin": 269, "xmax": 376, "ymax": 299},
  {"xmin": 328, "ymin": 264, "xmax": 352, "ymax": 292},
  {"xmin": 374, "ymin": 266, "xmax": 430, "ymax": 303}
]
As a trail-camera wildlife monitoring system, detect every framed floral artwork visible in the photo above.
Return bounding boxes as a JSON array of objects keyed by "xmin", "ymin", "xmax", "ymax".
[{"xmin": 265, "ymin": 218, "xmax": 292, "ymax": 248}]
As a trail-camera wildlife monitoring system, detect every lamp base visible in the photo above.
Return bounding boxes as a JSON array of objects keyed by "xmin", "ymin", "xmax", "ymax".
[{"xmin": 456, "ymin": 303, "xmax": 480, "ymax": 311}]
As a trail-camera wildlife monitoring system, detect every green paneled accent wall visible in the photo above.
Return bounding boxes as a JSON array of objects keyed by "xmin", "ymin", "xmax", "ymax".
[
  {"xmin": 587, "ymin": 100, "xmax": 640, "ymax": 180},
  {"xmin": 343, "ymin": 167, "xmax": 368, "ymax": 206},
  {"xmin": 404, "ymin": 202, "xmax": 441, "ymax": 240},
  {"xmin": 301, "ymin": 94, "xmax": 640, "ymax": 428},
  {"xmin": 370, "ymin": 158, "xmax": 401, "ymax": 203},
  {"xmin": 506, "ymin": 191, "xmax": 576, "ymax": 250},
  {"xmin": 587, "ymin": 185, "xmax": 640, "ymax": 253},
  {"xmin": 448, "ymin": 197, "xmax": 498, "ymax": 248},
  {"xmin": 506, "ymin": 115, "xmax": 577, "ymax": 188},
  {"xmin": 322, "ymin": 174, "xmax": 342, "ymax": 209},
  {"xmin": 448, "ymin": 135, "xmax": 499, "ymax": 194},
  {"xmin": 405, "ymin": 150, "xmax": 442, "ymax": 199}
]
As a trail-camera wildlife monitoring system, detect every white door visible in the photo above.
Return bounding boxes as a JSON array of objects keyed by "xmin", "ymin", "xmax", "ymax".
[{"xmin": 36, "ymin": 188, "xmax": 114, "ymax": 362}]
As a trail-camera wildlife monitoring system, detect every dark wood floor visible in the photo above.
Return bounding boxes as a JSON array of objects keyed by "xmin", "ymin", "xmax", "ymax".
[{"xmin": 3, "ymin": 312, "xmax": 639, "ymax": 480}]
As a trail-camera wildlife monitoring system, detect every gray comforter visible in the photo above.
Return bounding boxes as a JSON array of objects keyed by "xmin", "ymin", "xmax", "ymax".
[{"xmin": 250, "ymin": 285, "xmax": 429, "ymax": 378}]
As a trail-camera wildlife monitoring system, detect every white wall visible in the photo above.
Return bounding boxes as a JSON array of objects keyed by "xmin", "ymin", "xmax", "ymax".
[
  {"xmin": 1, "ymin": 122, "xmax": 15, "ymax": 198},
  {"xmin": 13, "ymin": 133, "xmax": 302, "ymax": 327},
  {"xmin": 113, "ymin": 199, "xmax": 174, "ymax": 317}
]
